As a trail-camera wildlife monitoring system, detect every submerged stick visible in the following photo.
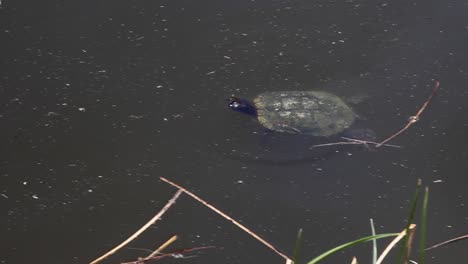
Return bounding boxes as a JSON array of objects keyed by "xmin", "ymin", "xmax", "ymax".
[
  {"xmin": 310, "ymin": 137, "xmax": 402, "ymax": 149},
  {"xmin": 159, "ymin": 177, "xmax": 293, "ymax": 264},
  {"xmin": 89, "ymin": 189, "xmax": 183, "ymax": 264},
  {"xmin": 377, "ymin": 81, "xmax": 440, "ymax": 147},
  {"xmin": 145, "ymin": 235, "xmax": 178, "ymax": 259}
]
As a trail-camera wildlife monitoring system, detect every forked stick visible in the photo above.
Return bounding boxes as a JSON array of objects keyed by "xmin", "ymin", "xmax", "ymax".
[
  {"xmin": 159, "ymin": 177, "xmax": 294, "ymax": 264},
  {"xmin": 311, "ymin": 81, "xmax": 441, "ymax": 149},
  {"xmin": 377, "ymin": 81, "xmax": 440, "ymax": 147}
]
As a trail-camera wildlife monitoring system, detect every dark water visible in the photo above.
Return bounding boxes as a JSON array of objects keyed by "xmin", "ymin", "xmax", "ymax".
[{"xmin": 2, "ymin": 0, "xmax": 468, "ymax": 263}]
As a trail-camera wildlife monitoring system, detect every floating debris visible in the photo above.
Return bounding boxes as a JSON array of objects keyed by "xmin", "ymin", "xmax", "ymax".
[
  {"xmin": 128, "ymin": 115, "xmax": 144, "ymax": 120},
  {"xmin": 46, "ymin": 112, "xmax": 60, "ymax": 116}
]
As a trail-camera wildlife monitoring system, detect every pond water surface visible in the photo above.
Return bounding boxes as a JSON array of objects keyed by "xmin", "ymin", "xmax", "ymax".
[{"xmin": 2, "ymin": 0, "xmax": 468, "ymax": 263}]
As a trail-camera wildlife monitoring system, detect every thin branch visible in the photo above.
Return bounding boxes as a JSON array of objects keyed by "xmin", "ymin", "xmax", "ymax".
[
  {"xmin": 426, "ymin": 234, "xmax": 468, "ymax": 250},
  {"xmin": 159, "ymin": 177, "xmax": 294, "ymax": 264},
  {"xmin": 376, "ymin": 224, "xmax": 416, "ymax": 264},
  {"xmin": 122, "ymin": 246, "xmax": 216, "ymax": 264},
  {"xmin": 377, "ymin": 81, "xmax": 440, "ymax": 147},
  {"xmin": 89, "ymin": 189, "xmax": 184, "ymax": 264}
]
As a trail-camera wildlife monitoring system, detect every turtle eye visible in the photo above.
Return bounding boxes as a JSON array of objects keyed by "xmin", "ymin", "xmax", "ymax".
[
  {"xmin": 228, "ymin": 97, "xmax": 242, "ymax": 108},
  {"xmin": 229, "ymin": 101, "xmax": 241, "ymax": 108}
]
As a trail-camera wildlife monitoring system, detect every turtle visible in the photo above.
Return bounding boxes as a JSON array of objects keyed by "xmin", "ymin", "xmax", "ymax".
[{"xmin": 228, "ymin": 90, "xmax": 372, "ymax": 138}]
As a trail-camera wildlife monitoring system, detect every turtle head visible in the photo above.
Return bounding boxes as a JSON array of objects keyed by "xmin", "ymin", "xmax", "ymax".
[{"xmin": 228, "ymin": 96, "xmax": 257, "ymax": 116}]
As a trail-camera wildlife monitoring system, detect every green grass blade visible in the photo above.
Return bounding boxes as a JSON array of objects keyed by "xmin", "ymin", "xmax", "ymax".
[
  {"xmin": 419, "ymin": 187, "xmax": 429, "ymax": 264},
  {"xmin": 370, "ymin": 218, "xmax": 377, "ymax": 264},
  {"xmin": 293, "ymin": 228, "xmax": 303, "ymax": 264},
  {"xmin": 306, "ymin": 233, "xmax": 399, "ymax": 264},
  {"xmin": 399, "ymin": 179, "xmax": 422, "ymax": 264}
]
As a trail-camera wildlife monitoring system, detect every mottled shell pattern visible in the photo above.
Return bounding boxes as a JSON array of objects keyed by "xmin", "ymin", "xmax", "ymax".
[{"xmin": 253, "ymin": 91, "xmax": 356, "ymax": 136}]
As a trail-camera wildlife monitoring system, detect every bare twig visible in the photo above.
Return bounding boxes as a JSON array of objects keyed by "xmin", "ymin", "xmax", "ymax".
[
  {"xmin": 377, "ymin": 81, "xmax": 440, "ymax": 147},
  {"xmin": 376, "ymin": 224, "xmax": 416, "ymax": 264},
  {"xmin": 89, "ymin": 189, "xmax": 183, "ymax": 264},
  {"xmin": 426, "ymin": 234, "xmax": 468, "ymax": 250},
  {"xmin": 159, "ymin": 177, "xmax": 294, "ymax": 264}
]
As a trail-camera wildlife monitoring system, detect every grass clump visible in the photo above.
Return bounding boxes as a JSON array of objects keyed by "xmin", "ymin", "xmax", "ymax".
[{"xmin": 300, "ymin": 179, "xmax": 430, "ymax": 264}]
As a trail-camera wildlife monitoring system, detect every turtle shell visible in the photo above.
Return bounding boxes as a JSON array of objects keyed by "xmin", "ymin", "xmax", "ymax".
[{"xmin": 253, "ymin": 91, "xmax": 356, "ymax": 136}]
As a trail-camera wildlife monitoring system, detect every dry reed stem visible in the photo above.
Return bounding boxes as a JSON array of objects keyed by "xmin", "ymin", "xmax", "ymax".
[
  {"xmin": 145, "ymin": 235, "xmax": 178, "ymax": 259},
  {"xmin": 376, "ymin": 224, "xmax": 416, "ymax": 264},
  {"xmin": 405, "ymin": 225, "xmax": 417, "ymax": 264},
  {"xmin": 377, "ymin": 81, "xmax": 440, "ymax": 147},
  {"xmin": 159, "ymin": 177, "xmax": 294, "ymax": 264},
  {"xmin": 89, "ymin": 189, "xmax": 183, "ymax": 264}
]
